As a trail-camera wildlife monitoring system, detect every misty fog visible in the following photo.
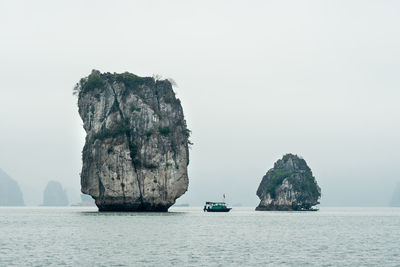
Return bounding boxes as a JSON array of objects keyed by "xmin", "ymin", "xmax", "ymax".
[{"xmin": 0, "ymin": 0, "xmax": 399, "ymax": 206}]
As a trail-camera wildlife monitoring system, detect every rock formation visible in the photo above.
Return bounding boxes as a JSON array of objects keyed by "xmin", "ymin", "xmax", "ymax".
[
  {"xmin": 75, "ymin": 70, "xmax": 190, "ymax": 211},
  {"xmin": 42, "ymin": 181, "xmax": 69, "ymax": 206},
  {"xmin": 256, "ymin": 154, "xmax": 321, "ymax": 211},
  {"xmin": 390, "ymin": 182, "xmax": 400, "ymax": 207},
  {"xmin": 0, "ymin": 168, "xmax": 24, "ymax": 206}
]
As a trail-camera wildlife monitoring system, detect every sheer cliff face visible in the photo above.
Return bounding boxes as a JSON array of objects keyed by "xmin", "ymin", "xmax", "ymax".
[
  {"xmin": 76, "ymin": 70, "xmax": 190, "ymax": 211},
  {"xmin": 256, "ymin": 154, "xmax": 321, "ymax": 211}
]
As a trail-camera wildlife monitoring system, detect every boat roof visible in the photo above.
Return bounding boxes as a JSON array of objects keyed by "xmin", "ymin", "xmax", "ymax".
[{"xmin": 205, "ymin": 202, "xmax": 226, "ymax": 205}]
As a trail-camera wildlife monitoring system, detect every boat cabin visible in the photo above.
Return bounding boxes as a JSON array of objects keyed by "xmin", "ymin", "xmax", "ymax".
[{"xmin": 203, "ymin": 202, "xmax": 231, "ymax": 212}]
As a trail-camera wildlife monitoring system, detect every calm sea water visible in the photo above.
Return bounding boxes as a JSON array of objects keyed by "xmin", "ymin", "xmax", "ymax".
[{"xmin": 0, "ymin": 207, "xmax": 399, "ymax": 266}]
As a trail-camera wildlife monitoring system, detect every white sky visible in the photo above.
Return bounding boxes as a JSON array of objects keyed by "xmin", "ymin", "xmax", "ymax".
[{"xmin": 0, "ymin": 0, "xmax": 399, "ymax": 206}]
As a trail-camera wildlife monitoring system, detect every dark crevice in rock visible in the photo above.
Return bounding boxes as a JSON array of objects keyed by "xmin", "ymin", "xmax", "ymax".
[
  {"xmin": 98, "ymin": 174, "xmax": 105, "ymax": 200},
  {"xmin": 109, "ymin": 85, "xmax": 143, "ymax": 205},
  {"xmin": 154, "ymin": 84, "xmax": 161, "ymax": 116}
]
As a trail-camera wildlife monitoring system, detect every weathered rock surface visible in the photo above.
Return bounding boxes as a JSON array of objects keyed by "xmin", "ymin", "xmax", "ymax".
[
  {"xmin": 42, "ymin": 181, "xmax": 69, "ymax": 206},
  {"xmin": 75, "ymin": 70, "xmax": 190, "ymax": 211},
  {"xmin": 0, "ymin": 168, "xmax": 24, "ymax": 206},
  {"xmin": 256, "ymin": 154, "xmax": 321, "ymax": 211}
]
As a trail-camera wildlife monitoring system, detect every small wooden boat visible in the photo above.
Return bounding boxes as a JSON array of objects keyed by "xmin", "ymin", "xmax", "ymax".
[{"xmin": 203, "ymin": 202, "xmax": 231, "ymax": 212}]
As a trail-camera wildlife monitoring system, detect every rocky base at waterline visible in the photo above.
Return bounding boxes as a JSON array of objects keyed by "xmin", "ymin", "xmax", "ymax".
[
  {"xmin": 95, "ymin": 198, "xmax": 169, "ymax": 211},
  {"xmin": 256, "ymin": 154, "xmax": 321, "ymax": 211},
  {"xmin": 75, "ymin": 70, "xmax": 190, "ymax": 211}
]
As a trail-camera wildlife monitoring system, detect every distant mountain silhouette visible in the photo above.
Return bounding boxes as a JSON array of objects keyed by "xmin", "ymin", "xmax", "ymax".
[
  {"xmin": 42, "ymin": 181, "xmax": 69, "ymax": 206},
  {"xmin": 390, "ymin": 182, "xmax": 400, "ymax": 207},
  {"xmin": 0, "ymin": 168, "xmax": 24, "ymax": 206},
  {"xmin": 79, "ymin": 194, "xmax": 95, "ymax": 206}
]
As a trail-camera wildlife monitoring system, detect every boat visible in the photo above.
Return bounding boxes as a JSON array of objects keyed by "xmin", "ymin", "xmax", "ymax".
[{"xmin": 203, "ymin": 202, "xmax": 232, "ymax": 212}]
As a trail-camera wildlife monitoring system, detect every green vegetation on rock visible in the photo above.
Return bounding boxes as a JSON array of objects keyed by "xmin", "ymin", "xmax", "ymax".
[
  {"xmin": 115, "ymin": 72, "xmax": 146, "ymax": 92},
  {"xmin": 93, "ymin": 120, "xmax": 131, "ymax": 141},
  {"xmin": 74, "ymin": 71, "xmax": 105, "ymax": 95},
  {"xmin": 265, "ymin": 169, "xmax": 294, "ymax": 198},
  {"xmin": 159, "ymin": 126, "xmax": 170, "ymax": 135}
]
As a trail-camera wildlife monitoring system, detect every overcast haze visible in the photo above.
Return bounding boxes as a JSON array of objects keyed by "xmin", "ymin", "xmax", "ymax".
[{"xmin": 0, "ymin": 0, "xmax": 399, "ymax": 206}]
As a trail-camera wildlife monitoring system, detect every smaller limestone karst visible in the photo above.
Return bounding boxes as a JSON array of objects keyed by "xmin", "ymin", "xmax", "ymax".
[
  {"xmin": 42, "ymin": 181, "xmax": 69, "ymax": 206},
  {"xmin": 256, "ymin": 154, "xmax": 321, "ymax": 211}
]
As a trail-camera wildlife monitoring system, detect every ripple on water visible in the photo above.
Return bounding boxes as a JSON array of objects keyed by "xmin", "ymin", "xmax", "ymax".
[{"xmin": 0, "ymin": 207, "xmax": 400, "ymax": 266}]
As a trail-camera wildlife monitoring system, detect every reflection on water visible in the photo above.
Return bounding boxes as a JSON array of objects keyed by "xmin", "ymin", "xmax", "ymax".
[
  {"xmin": 1, "ymin": 207, "xmax": 399, "ymax": 266},
  {"xmin": 80, "ymin": 210, "xmax": 188, "ymax": 217}
]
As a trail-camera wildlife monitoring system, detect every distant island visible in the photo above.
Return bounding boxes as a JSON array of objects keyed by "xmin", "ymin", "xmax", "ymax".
[
  {"xmin": 75, "ymin": 70, "xmax": 190, "ymax": 211},
  {"xmin": 390, "ymin": 182, "xmax": 400, "ymax": 207},
  {"xmin": 42, "ymin": 181, "xmax": 69, "ymax": 206},
  {"xmin": 0, "ymin": 168, "xmax": 24, "ymax": 206},
  {"xmin": 256, "ymin": 154, "xmax": 321, "ymax": 211}
]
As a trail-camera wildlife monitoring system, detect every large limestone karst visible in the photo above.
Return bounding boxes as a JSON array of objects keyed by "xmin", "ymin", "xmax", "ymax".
[
  {"xmin": 42, "ymin": 181, "xmax": 69, "ymax": 206},
  {"xmin": 75, "ymin": 70, "xmax": 190, "ymax": 211},
  {"xmin": 256, "ymin": 154, "xmax": 321, "ymax": 211},
  {"xmin": 0, "ymin": 168, "xmax": 24, "ymax": 206}
]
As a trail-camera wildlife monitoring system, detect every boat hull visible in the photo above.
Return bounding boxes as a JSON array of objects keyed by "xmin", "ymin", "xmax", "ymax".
[{"xmin": 205, "ymin": 208, "xmax": 231, "ymax": 212}]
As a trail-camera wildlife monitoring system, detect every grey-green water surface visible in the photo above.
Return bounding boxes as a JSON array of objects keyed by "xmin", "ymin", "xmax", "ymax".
[{"xmin": 0, "ymin": 207, "xmax": 399, "ymax": 266}]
